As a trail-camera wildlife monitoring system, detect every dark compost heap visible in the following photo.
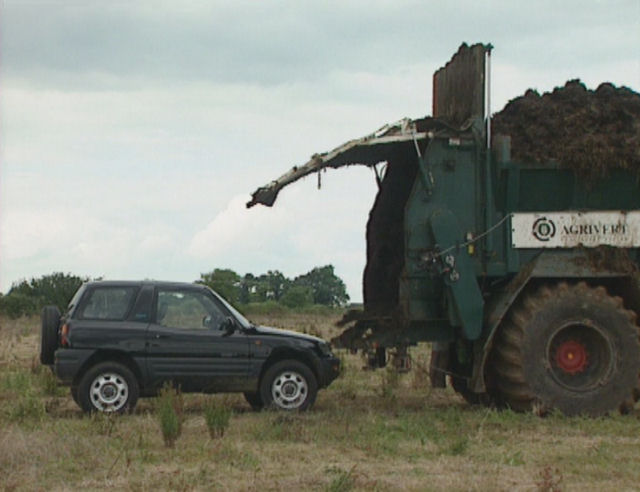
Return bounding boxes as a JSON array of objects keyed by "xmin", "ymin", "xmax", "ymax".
[{"xmin": 492, "ymin": 80, "xmax": 640, "ymax": 178}]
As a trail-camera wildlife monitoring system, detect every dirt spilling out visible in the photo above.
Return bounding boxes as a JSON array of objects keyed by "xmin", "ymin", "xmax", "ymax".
[
  {"xmin": 492, "ymin": 80, "xmax": 640, "ymax": 179},
  {"xmin": 362, "ymin": 80, "xmax": 640, "ymax": 316},
  {"xmin": 363, "ymin": 155, "xmax": 418, "ymax": 315}
]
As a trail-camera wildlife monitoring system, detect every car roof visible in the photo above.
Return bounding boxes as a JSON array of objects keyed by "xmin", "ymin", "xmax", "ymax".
[{"xmin": 83, "ymin": 280, "xmax": 207, "ymax": 290}]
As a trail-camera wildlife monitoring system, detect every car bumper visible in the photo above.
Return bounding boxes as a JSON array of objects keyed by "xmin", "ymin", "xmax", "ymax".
[
  {"xmin": 318, "ymin": 355, "xmax": 341, "ymax": 387},
  {"xmin": 54, "ymin": 349, "xmax": 95, "ymax": 385}
]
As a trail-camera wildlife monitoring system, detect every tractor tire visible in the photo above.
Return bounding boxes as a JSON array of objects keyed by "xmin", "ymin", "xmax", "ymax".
[
  {"xmin": 492, "ymin": 282, "xmax": 640, "ymax": 416},
  {"xmin": 40, "ymin": 306, "xmax": 61, "ymax": 366}
]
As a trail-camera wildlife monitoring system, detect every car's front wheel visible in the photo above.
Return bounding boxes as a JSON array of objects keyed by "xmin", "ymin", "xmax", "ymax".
[
  {"xmin": 77, "ymin": 361, "xmax": 139, "ymax": 414},
  {"xmin": 259, "ymin": 360, "xmax": 318, "ymax": 411}
]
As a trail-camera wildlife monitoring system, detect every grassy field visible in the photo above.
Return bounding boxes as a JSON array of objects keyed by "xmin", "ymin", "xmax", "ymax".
[{"xmin": 1, "ymin": 312, "xmax": 639, "ymax": 491}]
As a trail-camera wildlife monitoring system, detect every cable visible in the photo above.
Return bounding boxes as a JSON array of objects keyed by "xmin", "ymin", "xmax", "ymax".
[{"xmin": 434, "ymin": 213, "xmax": 513, "ymax": 258}]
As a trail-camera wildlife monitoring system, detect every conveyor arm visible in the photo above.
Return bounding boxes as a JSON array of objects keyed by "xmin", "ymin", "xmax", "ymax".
[{"xmin": 246, "ymin": 118, "xmax": 430, "ymax": 208}]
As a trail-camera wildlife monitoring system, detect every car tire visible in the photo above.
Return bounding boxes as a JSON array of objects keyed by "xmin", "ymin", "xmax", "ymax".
[
  {"xmin": 243, "ymin": 391, "xmax": 264, "ymax": 411},
  {"xmin": 259, "ymin": 360, "xmax": 318, "ymax": 411},
  {"xmin": 492, "ymin": 282, "xmax": 640, "ymax": 416},
  {"xmin": 77, "ymin": 361, "xmax": 139, "ymax": 414},
  {"xmin": 40, "ymin": 305, "xmax": 61, "ymax": 365}
]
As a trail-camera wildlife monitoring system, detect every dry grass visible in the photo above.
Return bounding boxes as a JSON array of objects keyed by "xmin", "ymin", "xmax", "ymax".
[{"xmin": 1, "ymin": 314, "xmax": 640, "ymax": 491}]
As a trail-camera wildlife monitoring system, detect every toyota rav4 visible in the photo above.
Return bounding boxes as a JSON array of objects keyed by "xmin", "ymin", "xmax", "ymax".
[{"xmin": 40, "ymin": 280, "xmax": 340, "ymax": 413}]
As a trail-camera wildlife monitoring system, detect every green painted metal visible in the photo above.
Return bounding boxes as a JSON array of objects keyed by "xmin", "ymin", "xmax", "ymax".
[
  {"xmin": 403, "ymin": 133, "xmax": 480, "ymax": 327},
  {"xmin": 429, "ymin": 209, "xmax": 484, "ymax": 340},
  {"xmin": 400, "ymin": 125, "xmax": 640, "ymax": 350}
]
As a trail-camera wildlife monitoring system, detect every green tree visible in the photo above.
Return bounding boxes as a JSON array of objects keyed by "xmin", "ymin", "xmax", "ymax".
[
  {"xmin": 292, "ymin": 265, "xmax": 349, "ymax": 307},
  {"xmin": 0, "ymin": 292, "xmax": 39, "ymax": 318},
  {"xmin": 280, "ymin": 285, "xmax": 314, "ymax": 308},
  {"xmin": 239, "ymin": 270, "xmax": 289, "ymax": 304},
  {"xmin": 198, "ymin": 269, "xmax": 242, "ymax": 305},
  {"xmin": 0, "ymin": 272, "xmax": 86, "ymax": 318},
  {"xmin": 239, "ymin": 273, "xmax": 257, "ymax": 304},
  {"xmin": 257, "ymin": 270, "xmax": 289, "ymax": 301}
]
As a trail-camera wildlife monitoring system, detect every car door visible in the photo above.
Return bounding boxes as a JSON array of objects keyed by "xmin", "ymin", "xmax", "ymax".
[{"xmin": 145, "ymin": 287, "xmax": 251, "ymax": 392}]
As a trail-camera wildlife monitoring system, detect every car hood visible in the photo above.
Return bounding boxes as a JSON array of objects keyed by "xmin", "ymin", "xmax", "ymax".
[{"xmin": 249, "ymin": 325, "xmax": 325, "ymax": 344}]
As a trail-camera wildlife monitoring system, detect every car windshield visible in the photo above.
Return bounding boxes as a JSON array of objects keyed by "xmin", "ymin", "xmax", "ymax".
[{"xmin": 209, "ymin": 289, "xmax": 252, "ymax": 329}]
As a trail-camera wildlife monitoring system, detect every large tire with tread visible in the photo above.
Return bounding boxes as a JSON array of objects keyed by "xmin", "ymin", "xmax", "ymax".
[
  {"xmin": 492, "ymin": 282, "xmax": 640, "ymax": 416},
  {"xmin": 77, "ymin": 361, "xmax": 139, "ymax": 414},
  {"xmin": 40, "ymin": 306, "xmax": 61, "ymax": 365},
  {"xmin": 259, "ymin": 360, "xmax": 318, "ymax": 411}
]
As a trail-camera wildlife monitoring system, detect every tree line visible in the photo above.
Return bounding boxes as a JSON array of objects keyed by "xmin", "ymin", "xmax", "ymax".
[
  {"xmin": 0, "ymin": 265, "xmax": 350, "ymax": 318},
  {"xmin": 197, "ymin": 265, "xmax": 349, "ymax": 309}
]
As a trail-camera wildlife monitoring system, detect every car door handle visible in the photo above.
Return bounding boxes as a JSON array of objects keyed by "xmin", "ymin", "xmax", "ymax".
[{"xmin": 154, "ymin": 334, "xmax": 170, "ymax": 339}]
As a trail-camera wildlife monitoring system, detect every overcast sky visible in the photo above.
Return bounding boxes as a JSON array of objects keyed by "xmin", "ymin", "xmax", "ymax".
[{"xmin": 1, "ymin": 1, "xmax": 639, "ymax": 301}]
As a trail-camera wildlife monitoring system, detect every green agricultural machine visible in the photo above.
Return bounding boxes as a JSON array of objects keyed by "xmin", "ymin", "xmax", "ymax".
[{"xmin": 248, "ymin": 43, "xmax": 640, "ymax": 416}]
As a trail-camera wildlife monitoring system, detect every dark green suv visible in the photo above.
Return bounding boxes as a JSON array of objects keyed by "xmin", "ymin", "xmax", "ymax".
[{"xmin": 40, "ymin": 280, "xmax": 340, "ymax": 413}]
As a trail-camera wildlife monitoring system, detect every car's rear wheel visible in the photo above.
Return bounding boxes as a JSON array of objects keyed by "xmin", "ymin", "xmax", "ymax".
[
  {"xmin": 259, "ymin": 360, "xmax": 317, "ymax": 411},
  {"xmin": 77, "ymin": 361, "xmax": 139, "ymax": 413},
  {"xmin": 40, "ymin": 305, "xmax": 61, "ymax": 365}
]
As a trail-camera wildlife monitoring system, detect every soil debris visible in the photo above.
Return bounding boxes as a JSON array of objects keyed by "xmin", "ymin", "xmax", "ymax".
[
  {"xmin": 491, "ymin": 80, "xmax": 640, "ymax": 179},
  {"xmin": 363, "ymin": 148, "xmax": 418, "ymax": 315}
]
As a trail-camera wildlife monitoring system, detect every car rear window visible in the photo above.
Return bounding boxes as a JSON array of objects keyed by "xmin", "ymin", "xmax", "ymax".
[{"xmin": 77, "ymin": 287, "xmax": 138, "ymax": 320}]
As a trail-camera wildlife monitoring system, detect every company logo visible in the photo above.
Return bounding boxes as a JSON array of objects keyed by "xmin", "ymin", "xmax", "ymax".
[{"xmin": 532, "ymin": 217, "xmax": 556, "ymax": 242}]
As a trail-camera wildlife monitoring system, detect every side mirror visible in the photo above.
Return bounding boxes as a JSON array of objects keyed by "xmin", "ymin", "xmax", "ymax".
[{"xmin": 221, "ymin": 316, "xmax": 237, "ymax": 336}]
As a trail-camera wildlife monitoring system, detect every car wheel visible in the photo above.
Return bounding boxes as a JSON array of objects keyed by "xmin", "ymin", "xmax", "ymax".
[
  {"xmin": 243, "ymin": 391, "xmax": 264, "ymax": 411},
  {"xmin": 77, "ymin": 361, "xmax": 139, "ymax": 414},
  {"xmin": 259, "ymin": 360, "xmax": 318, "ymax": 411},
  {"xmin": 40, "ymin": 305, "xmax": 61, "ymax": 365},
  {"xmin": 492, "ymin": 282, "xmax": 640, "ymax": 416}
]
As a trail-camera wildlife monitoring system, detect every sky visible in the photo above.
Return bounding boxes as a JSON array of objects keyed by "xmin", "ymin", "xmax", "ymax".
[{"xmin": 1, "ymin": 1, "xmax": 639, "ymax": 302}]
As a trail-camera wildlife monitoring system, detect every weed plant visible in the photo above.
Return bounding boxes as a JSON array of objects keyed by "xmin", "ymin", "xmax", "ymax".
[
  {"xmin": 380, "ymin": 366, "xmax": 400, "ymax": 400},
  {"xmin": 0, "ymin": 369, "xmax": 46, "ymax": 424},
  {"xmin": 204, "ymin": 397, "xmax": 232, "ymax": 438},
  {"xmin": 156, "ymin": 383, "xmax": 184, "ymax": 448},
  {"xmin": 325, "ymin": 465, "xmax": 356, "ymax": 492}
]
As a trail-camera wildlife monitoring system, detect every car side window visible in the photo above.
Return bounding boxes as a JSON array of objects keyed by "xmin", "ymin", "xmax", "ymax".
[
  {"xmin": 78, "ymin": 287, "xmax": 137, "ymax": 320},
  {"xmin": 156, "ymin": 290, "xmax": 227, "ymax": 330}
]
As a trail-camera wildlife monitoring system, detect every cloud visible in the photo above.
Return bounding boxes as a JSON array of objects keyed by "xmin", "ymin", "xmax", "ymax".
[
  {"xmin": 1, "ymin": 1, "xmax": 638, "ymax": 300},
  {"xmin": 188, "ymin": 194, "xmax": 291, "ymax": 260},
  {"xmin": 3, "ymin": 1, "xmax": 637, "ymax": 89}
]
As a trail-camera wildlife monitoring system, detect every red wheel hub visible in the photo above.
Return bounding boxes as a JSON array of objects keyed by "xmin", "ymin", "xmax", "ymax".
[{"xmin": 555, "ymin": 340, "xmax": 588, "ymax": 375}]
